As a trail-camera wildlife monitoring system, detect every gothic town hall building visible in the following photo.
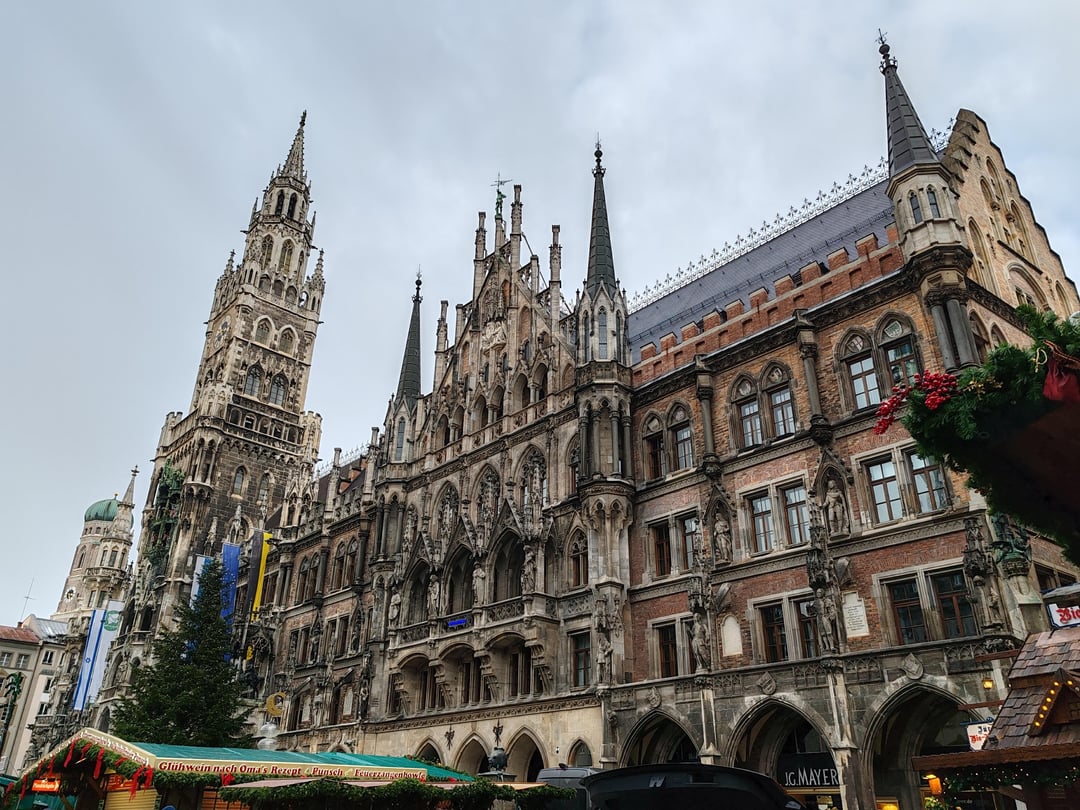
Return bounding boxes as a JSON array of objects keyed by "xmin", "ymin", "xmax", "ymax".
[{"xmin": 40, "ymin": 45, "xmax": 1080, "ymax": 810}]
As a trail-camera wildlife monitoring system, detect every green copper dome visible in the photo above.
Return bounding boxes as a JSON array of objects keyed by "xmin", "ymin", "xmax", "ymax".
[{"xmin": 84, "ymin": 497, "xmax": 119, "ymax": 523}]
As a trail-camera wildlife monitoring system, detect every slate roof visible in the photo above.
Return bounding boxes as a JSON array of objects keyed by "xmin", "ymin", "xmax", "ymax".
[
  {"xmin": 626, "ymin": 179, "xmax": 895, "ymax": 362},
  {"xmin": 912, "ymin": 626, "xmax": 1080, "ymax": 770}
]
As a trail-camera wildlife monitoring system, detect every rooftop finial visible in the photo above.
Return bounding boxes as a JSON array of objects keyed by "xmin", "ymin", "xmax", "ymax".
[
  {"xmin": 300, "ymin": 109, "xmax": 307, "ymax": 128},
  {"xmin": 414, "ymin": 267, "xmax": 423, "ymax": 302},
  {"xmin": 877, "ymin": 29, "xmax": 896, "ymax": 71},
  {"xmin": 594, "ymin": 134, "xmax": 603, "ymax": 172},
  {"xmin": 491, "ymin": 172, "xmax": 511, "ymax": 218}
]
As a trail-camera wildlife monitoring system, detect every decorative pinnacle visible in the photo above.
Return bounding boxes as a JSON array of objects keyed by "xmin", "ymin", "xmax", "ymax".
[
  {"xmin": 877, "ymin": 29, "xmax": 896, "ymax": 71},
  {"xmin": 491, "ymin": 172, "xmax": 511, "ymax": 217},
  {"xmin": 414, "ymin": 268, "xmax": 423, "ymax": 302},
  {"xmin": 300, "ymin": 110, "xmax": 307, "ymax": 128},
  {"xmin": 594, "ymin": 134, "xmax": 603, "ymax": 169}
]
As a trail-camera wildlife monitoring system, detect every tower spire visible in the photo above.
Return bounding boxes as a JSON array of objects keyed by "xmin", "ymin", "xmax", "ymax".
[
  {"xmin": 280, "ymin": 110, "xmax": 307, "ymax": 180},
  {"xmin": 585, "ymin": 139, "xmax": 617, "ymax": 297},
  {"xmin": 879, "ymin": 38, "xmax": 937, "ymax": 176},
  {"xmin": 121, "ymin": 467, "xmax": 138, "ymax": 507},
  {"xmin": 395, "ymin": 273, "xmax": 423, "ymax": 409}
]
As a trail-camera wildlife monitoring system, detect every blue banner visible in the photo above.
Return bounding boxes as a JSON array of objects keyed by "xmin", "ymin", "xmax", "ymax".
[{"xmin": 221, "ymin": 542, "xmax": 241, "ymax": 630}]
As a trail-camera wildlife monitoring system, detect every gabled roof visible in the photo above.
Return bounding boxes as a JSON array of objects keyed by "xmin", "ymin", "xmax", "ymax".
[
  {"xmin": 0, "ymin": 626, "xmax": 40, "ymax": 644},
  {"xmin": 627, "ymin": 180, "xmax": 895, "ymax": 361}
]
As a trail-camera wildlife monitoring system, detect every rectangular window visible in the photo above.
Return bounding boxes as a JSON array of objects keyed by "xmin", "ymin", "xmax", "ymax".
[
  {"xmin": 0, "ymin": 653, "xmax": 10, "ymax": 667},
  {"xmin": 782, "ymin": 485, "xmax": 810, "ymax": 546},
  {"xmin": 796, "ymin": 598, "xmax": 820, "ymax": 659},
  {"xmin": 674, "ymin": 425, "xmax": 694, "ymax": 469},
  {"xmin": 657, "ymin": 624, "xmax": 679, "ymax": 678},
  {"xmin": 38, "ymin": 702, "xmax": 48, "ymax": 716},
  {"xmin": 740, "ymin": 400, "xmax": 764, "ymax": 447},
  {"xmin": 933, "ymin": 571, "xmax": 978, "ymax": 638},
  {"xmin": 679, "ymin": 516, "xmax": 700, "ymax": 570},
  {"xmin": 770, "ymin": 387, "xmax": 795, "ymax": 437},
  {"xmin": 867, "ymin": 458, "xmax": 903, "ymax": 523},
  {"xmin": 571, "ymin": 632, "xmax": 591, "ymax": 688},
  {"xmin": 889, "ymin": 579, "xmax": 928, "ymax": 644},
  {"xmin": 15, "ymin": 653, "xmax": 29, "ymax": 669},
  {"xmin": 42, "ymin": 650, "xmax": 54, "ymax": 665},
  {"xmin": 508, "ymin": 652, "xmax": 520, "ymax": 698},
  {"xmin": 848, "ymin": 355, "xmax": 882, "ymax": 410},
  {"xmin": 886, "ymin": 339, "xmax": 919, "ymax": 388},
  {"xmin": 44, "ymin": 677, "xmax": 54, "ymax": 693},
  {"xmin": 749, "ymin": 494, "xmax": 776, "ymax": 554},
  {"xmin": 652, "ymin": 524, "xmax": 672, "ymax": 576},
  {"xmin": 761, "ymin": 604, "xmax": 788, "ymax": 662},
  {"xmin": 908, "ymin": 452, "xmax": 949, "ymax": 513},
  {"xmin": 645, "ymin": 434, "xmax": 666, "ymax": 479}
]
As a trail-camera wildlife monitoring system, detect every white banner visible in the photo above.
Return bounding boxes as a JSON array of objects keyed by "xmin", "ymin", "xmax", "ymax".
[{"xmin": 72, "ymin": 601, "xmax": 123, "ymax": 711}]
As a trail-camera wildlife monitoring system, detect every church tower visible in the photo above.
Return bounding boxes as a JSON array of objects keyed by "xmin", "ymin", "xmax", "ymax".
[
  {"xmin": 103, "ymin": 114, "xmax": 326, "ymax": 704},
  {"xmin": 880, "ymin": 41, "xmax": 980, "ymax": 370}
]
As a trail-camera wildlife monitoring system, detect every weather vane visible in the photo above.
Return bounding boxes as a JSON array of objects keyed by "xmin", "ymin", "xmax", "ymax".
[{"xmin": 491, "ymin": 172, "xmax": 511, "ymax": 217}]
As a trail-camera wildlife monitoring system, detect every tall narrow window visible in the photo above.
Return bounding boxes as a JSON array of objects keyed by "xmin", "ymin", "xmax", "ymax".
[
  {"xmin": 889, "ymin": 579, "xmax": 928, "ymax": 644},
  {"xmin": 652, "ymin": 524, "xmax": 672, "ymax": 577},
  {"xmin": 927, "ymin": 187, "xmax": 941, "ymax": 218},
  {"xmin": 933, "ymin": 571, "xmax": 977, "ymax": 638},
  {"xmin": 279, "ymin": 330, "xmax": 294, "ymax": 353},
  {"xmin": 569, "ymin": 536, "xmax": 588, "ymax": 588},
  {"xmin": 274, "ymin": 191, "xmax": 284, "ymax": 215},
  {"xmin": 644, "ymin": 417, "xmax": 666, "ymax": 479},
  {"xmin": 867, "ymin": 458, "xmax": 903, "ymax": 523},
  {"xmin": 278, "ymin": 241, "xmax": 294, "ymax": 274},
  {"xmin": 670, "ymin": 407, "xmax": 694, "ymax": 469},
  {"xmin": 782, "ymin": 485, "xmax": 810, "ymax": 546},
  {"xmin": 244, "ymin": 367, "xmax": 262, "ymax": 397},
  {"xmin": 571, "ymin": 632, "xmax": 591, "ymax": 687},
  {"xmin": 269, "ymin": 375, "xmax": 286, "ymax": 406},
  {"xmin": 907, "ymin": 452, "xmax": 948, "ymax": 513},
  {"xmin": 598, "ymin": 309, "xmax": 608, "ymax": 360},
  {"xmin": 394, "ymin": 417, "xmax": 406, "ymax": 461},
  {"xmin": 761, "ymin": 604, "xmax": 788, "ymax": 662},
  {"xmin": 615, "ymin": 311, "xmax": 624, "ymax": 363},
  {"xmin": 232, "ymin": 467, "xmax": 246, "ymax": 496},
  {"xmin": 882, "ymin": 320, "xmax": 919, "ymax": 388},
  {"xmin": 679, "ymin": 515, "xmax": 700, "ymax": 570},
  {"xmin": 796, "ymin": 599, "xmax": 820, "ymax": 658},
  {"xmin": 909, "ymin": 193, "xmax": 923, "ymax": 224},
  {"xmin": 582, "ymin": 313, "xmax": 591, "ymax": 362},
  {"xmin": 770, "ymin": 387, "xmax": 795, "ymax": 437},
  {"xmin": 258, "ymin": 473, "xmax": 270, "ymax": 505},
  {"xmin": 287, "ymin": 193, "xmax": 297, "ymax": 219},
  {"xmin": 847, "ymin": 354, "xmax": 881, "ymax": 410},
  {"xmin": 657, "ymin": 624, "xmax": 679, "ymax": 678},
  {"xmin": 750, "ymin": 494, "xmax": 775, "ymax": 554}
]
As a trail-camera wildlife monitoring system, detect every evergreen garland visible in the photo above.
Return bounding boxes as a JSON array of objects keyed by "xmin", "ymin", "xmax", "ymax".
[
  {"xmin": 877, "ymin": 305, "xmax": 1080, "ymax": 564},
  {"xmin": 939, "ymin": 761, "xmax": 1080, "ymax": 803}
]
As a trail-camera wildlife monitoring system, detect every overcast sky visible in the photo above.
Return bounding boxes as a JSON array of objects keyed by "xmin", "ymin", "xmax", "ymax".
[{"xmin": 2, "ymin": 1, "xmax": 1077, "ymax": 627}]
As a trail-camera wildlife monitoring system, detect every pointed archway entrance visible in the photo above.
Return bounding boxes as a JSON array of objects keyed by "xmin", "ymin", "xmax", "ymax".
[
  {"xmin": 622, "ymin": 711, "xmax": 698, "ymax": 766},
  {"xmin": 507, "ymin": 732, "xmax": 545, "ymax": 781},
  {"xmin": 455, "ymin": 737, "xmax": 489, "ymax": 776},
  {"xmin": 732, "ymin": 704, "xmax": 841, "ymax": 809}
]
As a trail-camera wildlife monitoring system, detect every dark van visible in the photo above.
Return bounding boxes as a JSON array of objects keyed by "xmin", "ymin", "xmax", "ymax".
[
  {"xmin": 581, "ymin": 763, "xmax": 804, "ymax": 810},
  {"xmin": 535, "ymin": 766, "xmax": 601, "ymax": 810}
]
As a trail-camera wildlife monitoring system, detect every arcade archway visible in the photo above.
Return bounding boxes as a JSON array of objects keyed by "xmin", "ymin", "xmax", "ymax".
[{"xmin": 622, "ymin": 711, "xmax": 698, "ymax": 766}]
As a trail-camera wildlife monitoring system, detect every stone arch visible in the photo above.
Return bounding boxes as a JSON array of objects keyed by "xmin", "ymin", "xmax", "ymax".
[
  {"xmin": 490, "ymin": 529, "xmax": 524, "ymax": 601},
  {"xmin": 455, "ymin": 735, "xmax": 490, "ymax": 776},
  {"xmin": 505, "ymin": 727, "xmax": 546, "ymax": 782},
  {"xmin": 403, "ymin": 560, "xmax": 433, "ymax": 625},
  {"xmin": 415, "ymin": 740, "xmax": 443, "ymax": 764},
  {"xmin": 567, "ymin": 739, "xmax": 594, "ymax": 767},
  {"xmin": 860, "ymin": 680, "xmax": 977, "ymax": 810},
  {"xmin": 621, "ymin": 708, "xmax": 699, "ymax": 766},
  {"xmin": 444, "ymin": 544, "xmax": 475, "ymax": 613}
]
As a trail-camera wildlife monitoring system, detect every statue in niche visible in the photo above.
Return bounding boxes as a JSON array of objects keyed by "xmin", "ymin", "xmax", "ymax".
[
  {"xmin": 824, "ymin": 479, "xmax": 850, "ymax": 536},
  {"xmin": 427, "ymin": 574, "xmax": 442, "ymax": 618},
  {"xmin": 387, "ymin": 586, "xmax": 401, "ymax": 628},
  {"xmin": 438, "ymin": 490, "xmax": 458, "ymax": 540},
  {"xmin": 595, "ymin": 631, "xmax": 613, "ymax": 685},
  {"xmin": 712, "ymin": 512, "xmax": 732, "ymax": 564},
  {"xmin": 690, "ymin": 613, "xmax": 712, "ymax": 672},
  {"xmin": 472, "ymin": 560, "xmax": 487, "ymax": 606},
  {"xmin": 521, "ymin": 544, "xmax": 537, "ymax": 593},
  {"xmin": 815, "ymin": 587, "xmax": 840, "ymax": 653}
]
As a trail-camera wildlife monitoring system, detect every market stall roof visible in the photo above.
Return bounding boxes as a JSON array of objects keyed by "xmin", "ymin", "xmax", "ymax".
[{"xmin": 20, "ymin": 729, "xmax": 469, "ymax": 784}]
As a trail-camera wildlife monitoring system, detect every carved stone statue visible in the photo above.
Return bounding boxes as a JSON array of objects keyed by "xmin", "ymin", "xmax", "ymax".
[
  {"xmin": 712, "ymin": 514, "xmax": 732, "ymax": 564},
  {"xmin": 690, "ymin": 613, "xmax": 711, "ymax": 672},
  {"xmin": 472, "ymin": 561, "xmax": 487, "ymax": 606},
  {"xmin": 388, "ymin": 587, "xmax": 401, "ymax": 627},
  {"xmin": 824, "ymin": 479, "xmax": 850, "ymax": 536},
  {"xmin": 521, "ymin": 545, "xmax": 537, "ymax": 593},
  {"xmin": 427, "ymin": 575, "xmax": 441, "ymax": 617},
  {"xmin": 595, "ymin": 631, "xmax": 613, "ymax": 685},
  {"xmin": 816, "ymin": 588, "xmax": 839, "ymax": 653}
]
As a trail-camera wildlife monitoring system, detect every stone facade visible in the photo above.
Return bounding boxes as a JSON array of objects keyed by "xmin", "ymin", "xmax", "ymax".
[{"xmin": 47, "ymin": 48, "xmax": 1080, "ymax": 810}]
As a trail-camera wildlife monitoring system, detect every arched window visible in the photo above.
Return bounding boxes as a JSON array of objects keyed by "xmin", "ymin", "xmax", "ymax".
[
  {"xmin": 569, "ymin": 535, "xmax": 588, "ymax": 588},
  {"xmin": 841, "ymin": 333, "xmax": 881, "ymax": 410},
  {"xmin": 108, "ymin": 548, "xmax": 118, "ymax": 567},
  {"xmin": 100, "ymin": 548, "xmax": 108, "ymax": 566},
  {"xmin": 394, "ymin": 417, "xmax": 406, "ymax": 461},
  {"xmin": 927, "ymin": 187, "xmax": 941, "ymax": 218},
  {"xmin": 582, "ymin": 312, "xmax": 591, "ymax": 362},
  {"xmin": 643, "ymin": 415, "xmax": 666, "ymax": 479},
  {"xmin": 244, "ymin": 367, "xmax": 262, "ymax": 396},
  {"xmin": 909, "ymin": 193, "xmax": 923, "ymax": 225},
  {"xmin": 515, "ymin": 374, "xmax": 530, "ymax": 411},
  {"xmin": 345, "ymin": 540, "xmax": 358, "ymax": 586},
  {"xmin": 274, "ymin": 191, "xmax": 284, "ymax": 215},
  {"xmin": 332, "ymin": 543, "xmax": 346, "ymax": 591},
  {"xmin": 763, "ymin": 365, "xmax": 795, "ymax": 438},
  {"xmin": 615, "ymin": 311, "xmax": 624, "ymax": 363},
  {"xmin": 880, "ymin": 318, "xmax": 919, "ymax": 388},
  {"xmin": 278, "ymin": 330, "xmax": 294, "ymax": 353},
  {"xmin": 598, "ymin": 309, "xmax": 608, "ymax": 360},
  {"xmin": 278, "ymin": 240, "xmax": 294, "ymax": 274},
  {"xmin": 257, "ymin": 473, "xmax": 270, "ymax": 505},
  {"xmin": 437, "ymin": 414, "xmax": 450, "ymax": 448},
  {"xmin": 287, "ymin": 193, "xmax": 297, "ymax": 219},
  {"xmin": 296, "ymin": 558, "xmax": 310, "ymax": 605},
  {"xmin": 255, "ymin": 319, "xmax": 271, "ymax": 343},
  {"xmin": 260, "ymin": 235, "xmax": 273, "ymax": 266},
  {"xmin": 232, "ymin": 467, "xmax": 246, "ymax": 496},
  {"xmin": 269, "ymin": 375, "xmax": 287, "ymax": 406},
  {"xmin": 733, "ymin": 378, "xmax": 762, "ymax": 449},
  {"xmin": 668, "ymin": 405, "xmax": 693, "ymax": 470},
  {"xmin": 970, "ymin": 314, "xmax": 991, "ymax": 363},
  {"xmin": 76, "ymin": 548, "xmax": 86, "ymax": 568}
]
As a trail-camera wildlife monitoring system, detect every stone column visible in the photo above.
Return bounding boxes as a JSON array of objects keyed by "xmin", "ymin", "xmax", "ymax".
[
  {"xmin": 800, "ymin": 345, "xmax": 823, "ymax": 417},
  {"xmin": 579, "ymin": 413, "xmax": 590, "ymax": 477},
  {"xmin": 591, "ymin": 409, "xmax": 601, "ymax": 478},
  {"xmin": 622, "ymin": 416, "xmax": 633, "ymax": 479},
  {"xmin": 695, "ymin": 361, "xmax": 716, "ymax": 457},
  {"xmin": 610, "ymin": 409, "xmax": 621, "ymax": 476},
  {"xmin": 946, "ymin": 297, "xmax": 979, "ymax": 367},
  {"xmin": 927, "ymin": 295, "xmax": 959, "ymax": 371}
]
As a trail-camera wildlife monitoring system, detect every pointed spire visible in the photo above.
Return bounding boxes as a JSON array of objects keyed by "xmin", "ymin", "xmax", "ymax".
[
  {"xmin": 313, "ymin": 249, "xmax": 325, "ymax": 278},
  {"xmin": 879, "ymin": 38, "xmax": 937, "ymax": 176},
  {"xmin": 121, "ymin": 467, "xmax": 138, "ymax": 507},
  {"xmin": 395, "ymin": 273, "xmax": 423, "ymax": 409},
  {"xmin": 281, "ymin": 110, "xmax": 307, "ymax": 180},
  {"xmin": 585, "ymin": 139, "xmax": 617, "ymax": 297}
]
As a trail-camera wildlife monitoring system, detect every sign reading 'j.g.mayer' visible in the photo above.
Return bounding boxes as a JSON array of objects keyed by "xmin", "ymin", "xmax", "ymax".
[{"xmin": 777, "ymin": 754, "xmax": 841, "ymax": 789}]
